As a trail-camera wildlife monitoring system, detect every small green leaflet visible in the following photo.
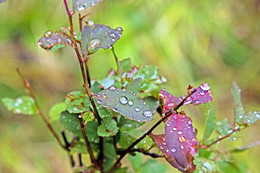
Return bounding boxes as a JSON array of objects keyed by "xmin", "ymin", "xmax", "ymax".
[
  {"xmin": 2, "ymin": 96, "xmax": 37, "ymax": 115},
  {"xmin": 94, "ymin": 86, "xmax": 154, "ymax": 122},
  {"xmin": 232, "ymin": 82, "xmax": 245, "ymax": 124},
  {"xmin": 97, "ymin": 116, "xmax": 119, "ymax": 137},
  {"xmin": 49, "ymin": 102, "xmax": 67, "ymax": 122},
  {"xmin": 203, "ymin": 102, "xmax": 216, "ymax": 143}
]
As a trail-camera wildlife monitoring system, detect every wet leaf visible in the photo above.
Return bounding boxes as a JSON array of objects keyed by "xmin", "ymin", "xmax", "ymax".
[
  {"xmin": 203, "ymin": 102, "xmax": 215, "ymax": 143},
  {"xmin": 141, "ymin": 159, "xmax": 167, "ymax": 173},
  {"xmin": 81, "ymin": 24, "xmax": 123, "ymax": 55},
  {"xmin": 193, "ymin": 155, "xmax": 217, "ymax": 172},
  {"xmin": 118, "ymin": 58, "xmax": 132, "ymax": 75},
  {"xmin": 137, "ymin": 135, "xmax": 154, "ymax": 150},
  {"xmin": 94, "ymin": 86, "xmax": 154, "ymax": 122},
  {"xmin": 37, "ymin": 30, "xmax": 73, "ymax": 51},
  {"xmin": 65, "ymin": 91, "xmax": 90, "ymax": 113},
  {"xmin": 49, "ymin": 102, "xmax": 67, "ymax": 122},
  {"xmin": 60, "ymin": 111, "xmax": 82, "ymax": 137},
  {"xmin": 143, "ymin": 96, "xmax": 159, "ymax": 113},
  {"xmin": 159, "ymin": 83, "xmax": 213, "ymax": 116},
  {"xmin": 90, "ymin": 81, "xmax": 103, "ymax": 94},
  {"xmin": 126, "ymin": 78, "xmax": 142, "ymax": 94},
  {"xmin": 2, "ymin": 96, "xmax": 37, "ymax": 115},
  {"xmin": 165, "ymin": 113, "xmax": 197, "ymax": 171},
  {"xmin": 73, "ymin": 0, "xmax": 104, "ymax": 11},
  {"xmin": 98, "ymin": 116, "xmax": 119, "ymax": 137},
  {"xmin": 118, "ymin": 117, "xmax": 144, "ymax": 131},
  {"xmin": 151, "ymin": 134, "xmax": 186, "ymax": 172},
  {"xmin": 215, "ymin": 119, "xmax": 233, "ymax": 136},
  {"xmin": 119, "ymin": 131, "xmax": 136, "ymax": 149},
  {"xmin": 242, "ymin": 111, "xmax": 260, "ymax": 125},
  {"xmin": 232, "ymin": 82, "xmax": 245, "ymax": 124}
]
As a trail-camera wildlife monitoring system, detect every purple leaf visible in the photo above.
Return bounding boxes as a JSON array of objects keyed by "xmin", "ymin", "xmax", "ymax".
[
  {"xmin": 165, "ymin": 113, "xmax": 197, "ymax": 171},
  {"xmin": 159, "ymin": 83, "xmax": 213, "ymax": 116},
  {"xmin": 151, "ymin": 134, "xmax": 186, "ymax": 172}
]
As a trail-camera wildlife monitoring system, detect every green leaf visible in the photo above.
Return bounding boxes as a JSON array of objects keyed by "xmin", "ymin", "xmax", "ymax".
[
  {"xmin": 70, "ymin": 141, "xmax": 88, "ymax": 154},
  {"xmin": 193, "ymin": 155, "xmax": 217, "ymax": 172},
  {"xmin": 60, "ymin": 111, "xmax": 82, "ymax": 137},
  {"xmin": 49, "ymin": 102, "xmax": 67, "ymax": 122},
  {"xmin": 104, "ymin": 158, "xmax": 114, "ymax": 172},
  {"xmin": 203, "ymin": 102, "xmax": 216, "ymax": 143},
  {"xmin": 137, "ymin": 136, "xmax": 154, "ymax": 150},
  {"xmin": 242, "ymin": 111, "xmax": 260, "ymax": 125},
  {"xmin": 141, "ymin": 159, "xmax": 167, "ymax": 173},
  {"xmin": 104, "ymin": 142, "xmax": 117, "ymax": 159},
  {"xmin": 128, "ymin": 152, "xmax": 142, "ymax": 172},
  {"xmin": 118, "ymin": 117, "xmax": 144, "ymax": 131},
  {"xmin": 37, "ymin": 30, "xmax": 74, "ymax": 51},
  {"xmin": 98, "ymin": 116, "xmax": 119, "ymax": 137},
  {"xmin": 73, "ymin": 0, "xmax": 104, "ymax": 11},
  {"xmin": 90, "ymin": 81, "xmax": 103, "ymax": 94},
  {"xmin": 118, "ymin": 58, "xmax": 132, "ymax": 75},
  {"xmin": 81, "ymin": 24, "xmax": 123, "ymax": 55},
  {"xmin": 215, "ymin": 119, "xmax": 232, "ymax": 136},
  {"xmin": 85, "ymin": 121, "xmax": 99, "ymax": 143},
  {"xmin": 94, "ymin": 99, "xmax": 114, "ymax": 119},
  {"xmin": 142, "ymin": 96, "xmax": 159, "ymax": 113},
  {"xmin": 126, "ymin": 78, "xmax": 142, "ymax": 94},
  {"xmin": 119, "ymin": 131, "xmax": 135, "ymax": 149},
  {"xmin": 82, "ymin": 111, "xmax": 95, "ymax": 122},
  {"xmin": 95, "ymin": 87, "xmax": 154, "ymax": 122},
  {"xmin": 216, "ymin": 161, "xmax": 247, "ymax": 173},
  {"xmin": 232, "ymin": 82, "xmax": 245, "ymax": 124},
  {"xmin": 2, "ymin": 96, "xmax": 37, "ymax": 115},
  {"xmin": 114, "ymin": 168, "xmax": 128, "ymax": 173},
  {"xmin": 65, "ymin": 91, "xmax": 90, "ymax": 113}
]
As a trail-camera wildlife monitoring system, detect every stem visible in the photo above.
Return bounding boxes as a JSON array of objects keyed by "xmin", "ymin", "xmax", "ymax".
[
  {"xmin": 63, "ymin": 1, "xmax": 104, "ymax": 170},
  {"xmin": 84, "ymin": 56, "xmax": 92, "ymax": 88},
  {"xmin": 129, "ymin": 149, "xmax": 164, "ymax": 158},
  {"xmin": 61, "ymin": 131, "xmax": 76, "ymax": 167},
  {"xmin": 109, "ymin": 89, "xmax": 197, "ymax": 172},
  {"xmin": 79, "ymin": 13, "xmax": 91, "ymax": 32},
  {"xmin": 199, "ymin": 128, "xmax": 241, "ymax": 149},
  {"xmin": 78, "ymin": 115, "xmax": 97, "ymax": 165},
  {"xmin": 111, "ymin": 46, "xmax": 123, "ymax": 87},
  {"xmin": 17, "ymin": 68, "xmax": 65, "ymax": 149}
]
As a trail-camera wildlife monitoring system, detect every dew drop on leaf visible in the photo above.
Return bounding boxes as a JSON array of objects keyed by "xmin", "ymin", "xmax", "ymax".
[
  {"xmin": 135, "ymin": 107, "xmax": 140, "ymax": 112},
  {"xmin": 128, "ymin": 100, "xmax": 134, "ymax": 106},
  {"xmin": 109, "ymin": 86, "xmax": 116, "ymax": 91},
  {"xmin": 143, "ymin": 110, "xmax": 152, "ymax": 117},
  {"xmin": 119, "ymin": 96, "xmax": 128, "ymax": 105}
]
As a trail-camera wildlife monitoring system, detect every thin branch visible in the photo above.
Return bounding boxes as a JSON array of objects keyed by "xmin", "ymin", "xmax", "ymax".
[
  {"xmin": 84, "ymin": 56, "xmax": 91, "ymax": 88},
  {"xmin": 78, "ymin": 115, "xmax": 97, "ymax": 165},
  {"xmin": 17, "ymin": 68, "xmax": 65, "ymax": 149},
  {"xmin": 111, "ymin": 46, "xmax": 123, "ymax": 87},
  {"xmin": 61, "ymin": 131, "xmax": 76, "ymax": 167},
  {"xmin": 78, "ymin": 153, "xmax": 83, "ymax": 167},
  {"xmin": 129, "ymin": 149, "xmax": 164, "ymax": 158},
  {"xmin": 109, "ymin": 89, "xmax": 197, "ymax": 172},
  {"xmin": 199, "ymin": 128, "xmax": 241, "ymax": 149},
  {"xmin": 63, "ymin": 1, "xmax": 104, "ymax": 170},
  {"xmin": 79, "ymin": 13, "xmax": 91, "ymax": 31}
]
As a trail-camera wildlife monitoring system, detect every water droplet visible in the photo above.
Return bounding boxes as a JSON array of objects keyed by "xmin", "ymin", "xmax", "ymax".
[
  {"xmin": 37, "ymin": 42, "xmax": 43, "ymax": 47},
  {"xmin": 112, "ymin": 108, "xmax": 118, "ymax": 112},
  {"xmin": 188, "ymin": 121, "xmax": 192, "ymax": 125},
  {"xmin": 177, "ymin": 131, "xmax": 182, "ymax": 135},
  {"xmin": 172, "ymin": 127, "xmax": 177, "ymax": 131},
  {"xmin": 179, "ymin": 136, "xmax": 186, "ymax": 142},
  {"xmin": 167, "ymin": 102, "xmax": 175, "ymax": 107},
  {"xmin": 97, "ymin": 100, "xmax": 102, "ymax": 104},
  {"xmin": 115, "ymin": 27, "xmax": 123, "ymax": 32},
  {"xmin": 119, "ymin": 96, "xmax": 128, "ymax": 105},
  {"xmin": 160, "ymin": 146, "xmax": 164, "ymax": 150},
  {"xmin": 171, "ymin": 148, "xmax": 176, "ymax": 152},
  {"xmin": 173, "ymin": 115, "xmax": 177, "ymax": 119},
  {"xmin": 102, "ymin": 94, "xmax": 107, "ymax": 98},
  {"xmin": 166, "ymin": 123, "xmax": 170, "ymax": 127},
  {"xmin": 166, "ymin": 149, "xmax": 169, "ymax": 152},
  {"xmin": 78, "ymin": 115, "xmax": 82, "ymax": 118},
  {"xmin": 135, "ymin": 107, "xmax": 140, "ymax": 112},
  {"xmin": 143, "ymin": 110, "xmax": 152, "ymax": 117},
  {"xmin": 109, "ymin": 32, "xmax": 116, "ymax": 39},
  {"xmin": 44, "ymin": 30, "xmax": 52, "ymax": 37},
  {"xmin": 88, "ymin": 39, "xmax": 101, "ymax": 52},
  {"xmin": 180, "ymin": 145, "xmax": 184, "ymax": 150},
  {"xmin": 200, "ymin": 83, "xmax": 210, "ymax": 91},
  {"xmin": 109, "ymin": 86, "xmax": 116, "ymax": 91},
  {"xmin": 128, "ymin": 100, "xmax": 133, "ymax": 106}
]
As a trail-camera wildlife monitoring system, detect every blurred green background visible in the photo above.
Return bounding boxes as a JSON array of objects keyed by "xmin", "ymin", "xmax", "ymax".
[{"xmin": 0, "ymin": 0, "xmax": 260, "ymax": 172}]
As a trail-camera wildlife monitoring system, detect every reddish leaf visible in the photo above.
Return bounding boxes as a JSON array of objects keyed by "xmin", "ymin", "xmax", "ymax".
[
  {"xmin": 151, "ymin": 134, "xmax": 187, "ymax": 172},
  {"xmin": 159, "ymin": 83, "xmax": 213, "ymax": 116},
  {"xmin": 165, "ymin": 113, "xmax": 197, "ymax": 171}
]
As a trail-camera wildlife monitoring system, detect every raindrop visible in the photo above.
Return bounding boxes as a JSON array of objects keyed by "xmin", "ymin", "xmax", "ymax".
[
  {"xmin": 160, "ymin": 146, "xmax": 164, "ymax": 150},
  {"xmin": 180, "ymin": 145, "xmax": 184, "ymax": 150},
  {"xmin": 102, "ymin": 94, "xmax": 107, "ymax": 98},
  {"xmin": 179, "ymin": 136, "xmax": 186, "ymax": 142},
  {"xmin": 188, "ymin": 121, "xmax": 192, "ymax": 125},
  {"xmin": 113, "ymin": 108, "xmax": 118, "ymax": 112},
  {"xmin": 115, "ymin": 27, "xmax": 123, "ymax": 32},
  {"xmin": 177, "ymin": 131, "xmax": 182, "ymax": 135},
  {"xmin": 200, "ymin": 83, "xmax": 210, "ymax": 91},
  {"xmin": 119, "ymin": 96, "xmax": 128, "ymax": 105},
  {"xmin": 166, "ymin": 149, "xmax": 169, "ymax": 153},
  {"xmin": 78, "ymin": 115, "xmax": 82, "ymax": 118},
  {"xmin": 143, "ymin": 110, "xmax": 152, "ymax": 117},
  {"xmin": 109, "ymin": 32, "xmax": 116, "ymax": 39},
  {"xmin": 166, "ymin": 123, "xmax": 170, "ymax": 127},
  {"xmin": 37, "ymin": 42, "xmax": 43, "ymax": 47},
  {"xmin": 44, "ymin": 30, "xmax": 52, "ymax": 37},
  {"xmin": 173, "ymin": 115, "xmax": 177, "ymax": 119},
  {"xmin": 109, "ymin": 86, "xmax": 116, "ymax": 91},
  {"xmin": 135, "ymin": 107, "xmax": 140, "ymax": 112},
  {"xmin": 172, "ymin": 127, "xmax": 177, "ymax": 131},
  {"xmin": 239, "ymin": 115, "xmax": 243, "ymax": 118},
  {"xmin": 167, "ymin": 103, "xmax": 175, "ymax": 107},
  {"xmin": 193, "ymin": 100, "xmax": 200, "ymax": 105},
  {"xmin": 171, "ymin": 148, "xmax": 176, "ymax": 153},
  {"xmin": 97, "ymin": 100, "xmax": 102, "ymax": 104},
  {"xmin": 128, "ymin": 100, "xmax": 134, "ymax": 106}
]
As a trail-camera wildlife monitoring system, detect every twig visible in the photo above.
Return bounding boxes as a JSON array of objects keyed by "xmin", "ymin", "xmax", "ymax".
[
  {"xmin": 79, "ymin": 13, "xmax": 91, "ymax": 31},
  {"xmin": 78, "ymin": 115, "xmax": 97, "ymax": 165},
  {"xmin": 17, "ymin": 68, "xmax": 65, "ymax": 149},
  {"xmin": 199, "ymin": 128, "xmax": 241, "ymax": 149},
  {"xmin": 108, "ymin": 89, "xmax": 197, "ymax": 172},
  {"xmin": 63, "ymin": 1, "xmax": 104, "ymax": 170},
  {"xmin": 84, "ymin": 56, "xmax": 91, "ymax": 88},
  {"xmin": 61, "ymin": 131, "xmax": 76, "ymax": 167},
  {"xmin": 129, "ymin": 148, "xmax": 164, "ymax": 158},
  {"xmin": 111, "ymin": 46, "xmax": 123, "ymax": 87}
]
